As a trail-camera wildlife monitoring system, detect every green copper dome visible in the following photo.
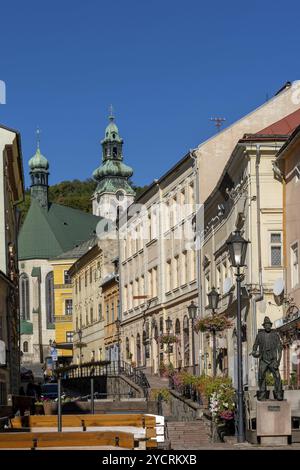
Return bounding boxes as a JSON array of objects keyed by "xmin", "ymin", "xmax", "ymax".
[
  {"xmin": 101, "ymin": 115, "xmax": 123, "ymax": 144},
  {"xmin": 93, "ymin": 160, "xmax": 133, "ymax": 180},
  {"xmin": 29, "ymin": 147, "xmax": 49, "ymax": 171}
]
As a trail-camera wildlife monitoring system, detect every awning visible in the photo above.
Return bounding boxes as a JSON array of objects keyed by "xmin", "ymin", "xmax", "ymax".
[{"xmin": 55, "ymin": 342, "xmax": 73, "ymax": 350}]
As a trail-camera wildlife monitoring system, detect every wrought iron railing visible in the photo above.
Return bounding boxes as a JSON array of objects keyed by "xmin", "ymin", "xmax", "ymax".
[{"xmin": 55, "ymin": 360, "xmax": 150, "ymax": 398}]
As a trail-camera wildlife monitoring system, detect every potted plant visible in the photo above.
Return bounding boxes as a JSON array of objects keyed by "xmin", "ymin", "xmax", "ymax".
[
  {"xmin": 42, "ymin": 398, "xmax": 58, "ymax": 415},
  {"xmin": 194, "ymin": 315, "xmax": 233, "ymax": 333}
]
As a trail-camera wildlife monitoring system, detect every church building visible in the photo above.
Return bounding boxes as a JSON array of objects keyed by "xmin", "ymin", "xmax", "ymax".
[{"xmin": 18, "ymin": 139, "xmax": 101, "ymax": 372}]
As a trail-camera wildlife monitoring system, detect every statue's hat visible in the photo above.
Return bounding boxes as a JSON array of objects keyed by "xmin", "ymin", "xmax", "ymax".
[{"xmin": 262, "ymin": 316, "xmax": 272, "ymax": 326}]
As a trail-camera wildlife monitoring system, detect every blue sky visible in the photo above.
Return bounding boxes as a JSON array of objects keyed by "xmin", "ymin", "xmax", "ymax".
[{"xmin": 1, "ymin": 0, "xmax": 300, "ymax": 189}]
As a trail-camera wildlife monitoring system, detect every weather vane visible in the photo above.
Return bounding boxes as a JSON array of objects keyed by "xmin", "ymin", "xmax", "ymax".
[{"xmin": 210, "ymin": 117, "xmax": 226, "ymax": 132}]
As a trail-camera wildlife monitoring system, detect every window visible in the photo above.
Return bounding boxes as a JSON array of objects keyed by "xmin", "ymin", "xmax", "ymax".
[
  {"xmin": 90, "ymin": 307, "xmax": 94, "ymax": 323},
  {"xmin": 23, "ymin": 341, "xmax": 28, "ymax": 353},
  {"xmin": 75, "ymin": 279, "xmax": 78, "ymax": 295},
  {"xmin": 291, "ymin": 242, "xmax": 299, "ymax": 288},
  {"xmin": 98, "ymin": 303, "xmax": 102, "ymax": 320},
  {"xmin": 270, "ymin": 233, "xmax": 282, "ymax": 266},
  {"xmin": 216, "ymin": 264, "xmax": 221, "ymax": 292},
  {"xmin": 45, "ymin": 272, "xmax": 54, "ymax": 324},
  {"xmin": 85, "ymin": 271, "xmax": 88, "ymax": 287},
  {"xmin": 205, "ymin": 271, "xmax": 210, "ymax": 306},
  {"xmin": 79, "ymin": 276, "xmax": 81, "ymax": 292},
  {"xmin": 148, "ymin": 213, "xmax": 152, "ymax": 240},
  {"xmin": 66, "ymin": 331, "xmax": 73, "ymax": 343},
  {"xmin": 106, "ymin": 304, "xmax": 109, "ymax": 323},
  {"xmin": 65, "ymin": 299, "xmax": 73, "ymax": 315},
  {"xmin": 20, "ymin": 273, "xmax": 30, "ymax": 320},
  {"xmin": 166, "ymin": 260, "xmax": 172, "ymax": 291},
  {"xmin": 64, "ymin": 270, "xmax": 71, "ymax": 285},
  {"xmin": 111, "ymin": 302, "xmax": 115, "ymax": 322},
  {"xmin": 181, "ymin": 251, "xmax": 187, "ymax": 286},
  {"xmin": 90, "ymin": 267, "xmax": 93, "ymax": 284}
]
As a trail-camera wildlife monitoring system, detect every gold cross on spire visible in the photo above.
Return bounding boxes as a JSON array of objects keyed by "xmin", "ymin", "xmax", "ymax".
[
  {"xmin": 109, "ymin": 104, "xmax": 114, "ymax": 120},
  {"xmin": 36, "ymin": 127, "xmax": 41, "ymax": 150}
]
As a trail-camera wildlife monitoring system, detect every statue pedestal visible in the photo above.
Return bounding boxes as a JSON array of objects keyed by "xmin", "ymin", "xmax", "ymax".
[{"xmin": 256, "ymin": 400, "xmax": 291, "ymax": 445}]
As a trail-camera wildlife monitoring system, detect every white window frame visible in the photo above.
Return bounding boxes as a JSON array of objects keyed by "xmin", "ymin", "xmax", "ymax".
[{"xmin": 270, "ymin": 232, "xmax": 282, "ymax": 267}]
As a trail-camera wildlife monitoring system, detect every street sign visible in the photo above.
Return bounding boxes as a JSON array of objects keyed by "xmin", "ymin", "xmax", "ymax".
[{"xmin": 50, "ymin": 346, "xmax": 58, "ymax": 362}]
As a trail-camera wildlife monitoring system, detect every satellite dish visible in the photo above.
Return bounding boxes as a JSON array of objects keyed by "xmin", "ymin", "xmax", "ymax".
[
  {"xmin": 0, "ymin": 340, "xmax": 6, "ymax": 365},
  {"xmin": 273, "ymin": 278, "xmax": 284, "ymax": 305},
  {"xmin": 273, "ymin": 278, "xmax": 284, "ymax": 296},
  {"xmin": 223, "ymin": 277, "xmax": 234, "ymax": 295},
  {"xmin": 258, "ymin": 300, "xmax": 267, "ymax": 314}
]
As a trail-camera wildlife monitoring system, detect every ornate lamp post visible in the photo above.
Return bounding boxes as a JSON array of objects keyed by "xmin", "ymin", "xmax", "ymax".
[
  {"xmin": 207, "ymin": 287, "xmax": 220, "ymax": 377},
  {"xmin": 165, "ymin": 317, "xmax": 172, "ymax": 364},
  {"xmin": 77, "ymin": 328, "xmax": 83, "ymax": 369},
  {"xmin": 115, "ymin": 318, "xmax": 121, "ymax": 374},
  {"xmin": 187, "ymin": 301, "xmax": 198, "ymax": 375},
  {"xmin": 226, "ymin": 229, "xmax": 249, "ymax": 443}
]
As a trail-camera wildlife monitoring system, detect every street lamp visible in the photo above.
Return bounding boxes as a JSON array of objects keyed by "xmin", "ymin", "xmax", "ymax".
[
  {"xmin": 115, "ymin": 318, "xmax": 121, "ymax": 374},
  {"xmin": 207, "ymin": 287, "xmax": 220, "ymax": 377},
  {"xmin": 226, "ymin": 229, "xmax": 249, "ymax": 443},
  {"xmin": 77, "ymin": 328, "xmax": 82, "ymax": 369},
  {"xmin": 187, "ymin": 301, "xmax": 198, "ymax": 375},
  {"xmin": 165, "ymin": 317, "xmax": 172, "ymax": 364}
]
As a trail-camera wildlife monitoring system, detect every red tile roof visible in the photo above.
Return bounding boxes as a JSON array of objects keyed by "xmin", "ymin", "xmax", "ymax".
[{"xmin": 256, "ymin": 108, "xmax": 300, "ymax": 135}]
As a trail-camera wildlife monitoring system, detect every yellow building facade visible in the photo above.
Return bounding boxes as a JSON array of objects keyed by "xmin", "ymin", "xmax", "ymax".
[{"xmin": 50, "ymin": 258, "xmax": 76, "ymax": 363}]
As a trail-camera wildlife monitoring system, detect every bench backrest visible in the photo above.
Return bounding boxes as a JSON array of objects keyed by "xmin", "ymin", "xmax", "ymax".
[
  {"xmin": 11, "ymin": 413, "xmax": 156, "ymax": 429},
  {"xmin": 0, "ymin": 431, "xmax": 134, "ymax": 449}
]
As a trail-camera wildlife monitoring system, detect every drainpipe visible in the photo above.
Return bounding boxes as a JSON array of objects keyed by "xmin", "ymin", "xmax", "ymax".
[
  {"xmin": 190, "ymin": 150, "xmax": 203, "ymax": 375},
  {"xmin": 252, "ymin": 145, "xmax": 264, "ymax": 337}
]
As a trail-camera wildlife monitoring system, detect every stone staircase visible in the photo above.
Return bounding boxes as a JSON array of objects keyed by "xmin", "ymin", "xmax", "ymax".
[{"xmin": 166, "ymin": 420, "xmax": 211, "ymax": 450}]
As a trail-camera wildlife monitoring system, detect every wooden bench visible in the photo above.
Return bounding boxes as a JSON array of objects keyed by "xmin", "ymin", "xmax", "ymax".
[
  {"xmin": 0, "ymin": 430, "xmax": 134, "ymax": 449},
  {"xmin": 11, "ymin": 414, "xmax": 157, "ymax": 448}
]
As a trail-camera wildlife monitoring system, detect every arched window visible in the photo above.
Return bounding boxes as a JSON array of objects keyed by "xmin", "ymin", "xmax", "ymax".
[
  {"xmin": 45, "ymin": 272, "xmax": 54, "ymax": 325},
  {"xmin": 20, "ymin": 273, "xmax": 30, "ymax": 320},
  {"xmin": 23, "ymin": 341, "xmax": 28, "ymax": 353},
  {"xmin": 175, "ymin": 319, "xmax": 181, "ymax": 335}
]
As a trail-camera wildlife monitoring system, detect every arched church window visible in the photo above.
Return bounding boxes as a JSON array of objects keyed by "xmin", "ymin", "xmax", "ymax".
[
  {"xmin": 112, "ymin": 133, "xmax": 116, "ymax": 139},
  {"xmin": 113, "ymin": 146, "xmax": 118, "ymax": 157},
  {"xmin": 20, "ymin": 273, "xmax": 30, "ymax": 320},
  {"xmin": 23, "ymin": 341, "xmax": 28, "ymax": 353},
  {"xmin": 45, "ymin": 272, "xmax": 55, "ymax": 325}
]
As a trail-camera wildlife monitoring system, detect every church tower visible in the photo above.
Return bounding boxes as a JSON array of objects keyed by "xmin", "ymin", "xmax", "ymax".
[
  {"xmin": 92, "ymin": 110, "xmax": 135, "ymax": 219},
  {"xmin": 28, "ymin": 132, "xmax": 49, "ymax": 208}
]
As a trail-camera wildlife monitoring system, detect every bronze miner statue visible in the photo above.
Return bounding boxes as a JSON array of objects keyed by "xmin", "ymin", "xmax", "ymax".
[{"xmin": 250, "ymin": 316, "xmax": 284, "ymax": 401}]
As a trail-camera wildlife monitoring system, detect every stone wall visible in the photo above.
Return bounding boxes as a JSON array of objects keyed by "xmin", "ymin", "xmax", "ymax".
[{"xmin": 168, "ymin": 390, "xmax": 204, "ymax": 421}]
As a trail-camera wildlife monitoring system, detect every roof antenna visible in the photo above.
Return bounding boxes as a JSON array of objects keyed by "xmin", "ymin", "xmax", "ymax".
[{"xmin": 210, "ymin": 117, "xmax": 226, "ymax": 132}]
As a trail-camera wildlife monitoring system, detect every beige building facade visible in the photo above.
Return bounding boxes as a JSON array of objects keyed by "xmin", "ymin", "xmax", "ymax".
[
  {"xmin": 0, "ymin": 125, "xmax": 24, "ymax": 403},
  {"xmin": 276, "ymin": 124, "xmax": 300, "ymax": 386},
  {"xmin": 120, "ymin": 155, "xmax": 199, "ymax": 374},
  {"xmin": 200, "ymin": 128, "xmax": 296, "ymax": 387},
  {"xmin": 70, "ymin": 237, "xmax": 117, "ymax": 364}
]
